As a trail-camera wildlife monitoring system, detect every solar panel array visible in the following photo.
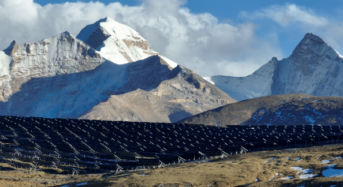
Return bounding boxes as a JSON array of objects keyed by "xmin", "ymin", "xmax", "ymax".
[{"xmin": 0, "ymin": 116, "xmax": 342, "ymax": 173}]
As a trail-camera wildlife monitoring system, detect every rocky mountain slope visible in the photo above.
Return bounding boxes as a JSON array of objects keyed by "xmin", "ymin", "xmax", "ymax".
[
  {"xmin": 0, "ymin": 17, "xmax": 235, "ymax": 122},
  {"xmin": 205, "ymin": 33, "xmax": 343, "ymax": 101},
  {"xmin": 180, "ymin": 94, "xmax": 343, "ymax": 126}
]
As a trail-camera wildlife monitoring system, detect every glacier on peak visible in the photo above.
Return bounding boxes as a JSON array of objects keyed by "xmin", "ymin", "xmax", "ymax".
[{"xmin": 76, "ymin": 17, "xmax": 177, "ymax": 69}]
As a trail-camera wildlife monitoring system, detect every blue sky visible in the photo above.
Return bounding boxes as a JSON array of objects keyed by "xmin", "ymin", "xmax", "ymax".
[
  {"xmin": 33, "ymin": 0, "xmax": 343, "ymax": 19},
  {"xmin": 1, "ymin": 0, "xmax": 343, "ymax": 77}
]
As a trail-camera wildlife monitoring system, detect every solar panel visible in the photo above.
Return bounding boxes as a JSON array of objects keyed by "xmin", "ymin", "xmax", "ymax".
[{"xmin": 0, "ymin": 116, "xmax": 343, "ymax": 173}]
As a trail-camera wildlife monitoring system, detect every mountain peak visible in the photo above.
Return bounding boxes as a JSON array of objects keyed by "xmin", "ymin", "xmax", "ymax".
[
  {"xmin": 299, "ymin": 33, "xmax": 327, "ymax": 49},
  {"xmin": 77, "ymin": 17, "xmax": 145, "ymax": 48},
  {"xmin": 76, "ymin": 17, "xmax": 161, "ymax": 65},
  {"xmin": 103, "ymin": 16, "xmax": 116, "ymax": 23},
  {"xmin": 61, "ymin": 31, "xmax": 72, "ymax": 36},
  {"xmin": 271, "ymin": 57, "xmax": 278, "ymax": 62},
  {"xmin": 298, "ymin": 33, "xmax": 326, "ymax": 48},
  {"xmin": 291, "ymin": 33, "xmax": 334, "ymax": 57},
  {"xmin": 56, "ymin": 31, "xmax": 75, "ymax": 40},
  {"xmin": 303, "ymin": 33, "xmax": 324, "ymax": 42},
  {"xmin": 3, "ymin": 40, "xmax": 18, "ymax": 56}
]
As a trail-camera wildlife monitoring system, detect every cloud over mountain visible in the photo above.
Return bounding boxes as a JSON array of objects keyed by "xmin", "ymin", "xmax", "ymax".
[
  {"xmin": 0, "ymin": 0, "xmax": 281, "ymax": 77},
  {"xmin": 240, "ymin": 3, "xmax": 343, "ymax": 59},
  {"xmin": 240, "ymin": 3, "xmax": 328, "ymax": 27}
]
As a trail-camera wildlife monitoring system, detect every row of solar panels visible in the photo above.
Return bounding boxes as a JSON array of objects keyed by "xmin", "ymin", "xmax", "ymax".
[{"xmin": 0, "ymin": 116, "xmax": 342, "ymax": 172}]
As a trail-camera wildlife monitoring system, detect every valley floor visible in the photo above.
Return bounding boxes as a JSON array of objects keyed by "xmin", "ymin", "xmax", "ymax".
[{"xmin": 3, "ymin": 144, "xmax": 343, "ymax": 187}]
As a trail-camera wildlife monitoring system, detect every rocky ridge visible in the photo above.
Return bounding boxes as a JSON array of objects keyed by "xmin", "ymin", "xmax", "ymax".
[
  {"xmin": 0, "ymin": 17, "xmax": 235, "ymax": 122},
  {"xmin": 205, "ymin": 33, "xmax": 343, "ymax": 101}
]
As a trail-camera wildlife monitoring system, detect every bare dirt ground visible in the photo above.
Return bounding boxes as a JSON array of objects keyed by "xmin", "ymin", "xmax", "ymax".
[{"xmin": 3, "ymin": 144, "xmax": 343, "ymax": 187}]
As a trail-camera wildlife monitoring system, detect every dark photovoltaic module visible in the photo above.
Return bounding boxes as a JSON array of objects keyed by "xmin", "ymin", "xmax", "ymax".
[{"xmin": 0, "ymin": 116, "xmax": 342, "ymax": 174}]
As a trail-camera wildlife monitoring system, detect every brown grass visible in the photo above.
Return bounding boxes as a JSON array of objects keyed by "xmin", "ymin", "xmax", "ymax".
[
  {"xmin": 181, "ymin": 94, "xmax": 343, "ymax": 126},
  {"xmin": 3, "ymin": 144, "xmax": 343, "ymax": 186}
]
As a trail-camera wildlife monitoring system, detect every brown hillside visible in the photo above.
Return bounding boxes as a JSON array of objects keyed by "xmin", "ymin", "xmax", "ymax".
[{"xmin": 180, "ymin": 94, "xmax": 343, "ymax": 126}]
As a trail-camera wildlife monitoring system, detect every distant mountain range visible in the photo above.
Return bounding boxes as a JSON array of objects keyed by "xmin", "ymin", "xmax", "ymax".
[
  {"xmin": 2, "ymin": 17, "xmax": 343, "ymax": 125},
  {"xmin": 0, "ymin": 17, "xmax": 235, "ymax": 122},
  {"xmin": 194, "ymin": 33, "xmax": 343, "ymax": 126},
  {"xmin": 204, "ymin": 33, "xmax": 343, "ymax": 101}
]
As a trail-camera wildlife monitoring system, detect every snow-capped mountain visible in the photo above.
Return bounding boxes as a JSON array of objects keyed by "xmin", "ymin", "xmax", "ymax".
[
  {"xmin": 0, "ymin": 31, "xmax": 103, "ymax": 102},
  {"xmin": 0, "ymin": 17, "xmax": 235, "ymax": 122},
  {"xmin": 77, "ymin": 17, "xmax": 163, "ymax": 65},
  {"xmin": 205, "ymin": 33, "xmax": 343, "ymax": 101}
]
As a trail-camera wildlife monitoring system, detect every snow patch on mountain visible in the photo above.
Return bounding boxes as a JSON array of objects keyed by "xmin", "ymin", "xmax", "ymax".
[
  {"xmin": 77, "ymin": 17, "xmax": 177, "ymax": 69},
  {"xmin": 96, "ymin": 17, "xmax": 150, "ymax": 64},
  {"xmin": 160, "ymin": 56, "xmax": 177, "ymax": 69},
  {"xmin": 0, "ymin": 51, "xmax": 11, "ymax": 77},
  {"xmin": 334, "ymin": 49, "xmax": 343, "ymax": 59},
  {"xmin": 0, "ymin": 31, "xmax": 105, "ymax": 102},
  {"xmin": 204, "ymin": 57, "xmax": 276, "ymax": 101},
  {"xmin": 10, "ymin": 31, "xmax": 102, "ymax": 77}
]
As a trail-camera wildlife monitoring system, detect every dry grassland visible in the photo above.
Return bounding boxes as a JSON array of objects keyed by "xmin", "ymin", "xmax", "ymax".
[{"xmin": 3, "ymin": 144, "xmax": 343, "ymax": 187}]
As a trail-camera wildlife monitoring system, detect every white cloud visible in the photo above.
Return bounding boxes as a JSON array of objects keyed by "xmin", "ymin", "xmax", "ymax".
[
  {"xmin": 0, "ymin": 0, "xmax": 38, "ymax": 24},
  {"xmin": 239, "ymin": 3, "xmax": 343, "ymax": 57},
  {"xmin": 241, "ymin": 4, "xmax": 328, "ymax": 28},
  {"xmin": 321, "ymin": 24, "xmax": 343, "ymax": 52},
  {"xmin": 0, "ymin": 0, "xmax": 282, "ymax": 77}
]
